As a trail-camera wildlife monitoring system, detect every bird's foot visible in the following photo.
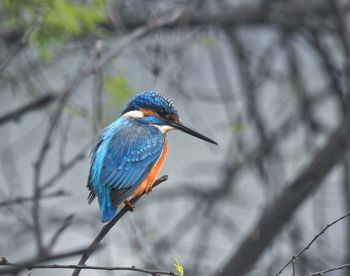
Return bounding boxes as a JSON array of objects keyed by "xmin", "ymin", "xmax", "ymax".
[
  {"xmin": 124, "ymin": 200, "xmax": 135, "ymax": 212},
  {"xmin": 145, "ymin": 187, "xmax": 153, "ymax": 194}
]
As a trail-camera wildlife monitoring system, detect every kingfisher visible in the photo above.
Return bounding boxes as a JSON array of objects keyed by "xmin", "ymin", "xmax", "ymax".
[{"xmin": 87, "ymin": 91, "xmax": 217, "ymax": 222}]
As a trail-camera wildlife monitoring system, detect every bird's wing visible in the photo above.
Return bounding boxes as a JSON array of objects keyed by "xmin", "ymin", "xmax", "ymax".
[{"xmin": 89, "ymin": 118, "xmax": 164, "ymax": 206}]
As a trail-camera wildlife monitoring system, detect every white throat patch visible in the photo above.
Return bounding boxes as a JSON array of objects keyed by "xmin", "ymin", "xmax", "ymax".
[
  {"xmin": 122, "ymin": 110, "xmax": 144, "ymax": 118},
  {"xmin": 151, "ymin": 125, "xmax": 174, "ymax": 134}
]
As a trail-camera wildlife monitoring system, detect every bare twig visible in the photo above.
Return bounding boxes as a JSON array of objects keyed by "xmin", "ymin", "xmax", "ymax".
[
  {"xmin": 40, "ymin": 146, "xmax": 88, "ymax": 191},
  {"xmin": 30, "ymin": 8, "xmax": 184, "ymax": 255},
  {"xmin": 0, "ymin": 257, "xmax": 177, "ymax": 275},
  {"xmin": 219, "ymin": 112, "xmax": 350, "ymax": 276},
  {"xmin": 2, "ymin": 1, "xmax": 344, "ymax": 48},
  {"xmin": 304, "ymin": 262, "xmax": 350, "ymax": 276},
  {"xmin": 99, "ymin": 1, "xmax": 339, "ymax": 31},
  {"xmin": 0, "ymin": 190, "xmax": 68, "ymax": 208},
  {"xmin": 0, "ymin": 8, "xmax": 184, "ymax": 131},
  {"xmin": 0, "ymin": 93, "xmax": 58, "ymax": 126},
  {"xmin": 71, "ymin": 175, "xmax": 168, "ymax": 276},
  {"xmin": 0, "ymin": 246, "xmax": 100, "ymax": 275},
  {"xmin": 31, "ymin": 43, "xmax": 104, "ymax": 255},
  {"xmin": 0, "ymin": 23, "xmax": 35, "ymax": 73},
  {"xmin": 93, "ymin": 8, "xmax": 185, "ymax": 70},
  {"xmin": 275, "ymin": 212, "xmax": 350, "ymax": 275},
  {"xmin": 47, "ymin": 214, "xmax": 75, "ymax": 252}
]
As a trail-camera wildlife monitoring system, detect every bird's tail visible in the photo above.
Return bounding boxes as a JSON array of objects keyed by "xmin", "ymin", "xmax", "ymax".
[
  {"xmin": 101, "ymin": 204, "xmax": 117, "ymax": 223},
  {"xmin": 98, "ymin": 190, "xmax": 117, "ymax": 222}
]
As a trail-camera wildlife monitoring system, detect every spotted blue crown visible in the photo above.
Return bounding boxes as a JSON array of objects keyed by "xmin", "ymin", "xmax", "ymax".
[{"xmin": 122, "ymin": 91, "xmax": 178, "ymax": 117}]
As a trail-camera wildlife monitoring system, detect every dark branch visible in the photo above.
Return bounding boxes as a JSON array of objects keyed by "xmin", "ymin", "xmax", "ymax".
[
  {"xmin": 0, "ymin": 190, "xmax": 68, "ymax": 208},
  {"xmin": 0, "ymin": 8, "xmax": 185, "ymax": 129},
  {"xmin": 0, "ymin": 257, "xmax": 177, "ymax": 275},
  {"xmin": 40, "ymin": 146, "xmax": 88, "ymax": 191},
  {"xmin": 0, "ymin": 93, "xmax": 58, "ymax": 127},
  {"xmin": 220, "ymin": 112, "xmax": 350, "ymax": 276},
  {"xmin": 0, "ymin": 22, "xmax": 36, "ymax": 73},
  {"xmin": 71, "ymin": 175, "xmax": 168, "ymax": 276},
  {"xmin": 30, "ymin": 8, "xmax": 184, "ymax": 256},
  {"xmin": 0, "ymin": 246, "xmax": 99, "ymax": 275},
  {"xmin": 2, "ymin": 0, "xmax": 342, "ymax": 46},
  {"xmin": 47, "ymin": 214, "xmax": 75, "ymax": 253},
  {"xmin": 276, "ymin": 212, "xmax": 350, "ymax": 275},
  {"xmin": 304, "ymin": 262, "xmax": 350, "ymax": 276}
]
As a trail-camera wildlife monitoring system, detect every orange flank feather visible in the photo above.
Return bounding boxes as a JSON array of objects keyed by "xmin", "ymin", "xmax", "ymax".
[{"xmin": 132, "ymin": 140, "xmax": 168, "ymax": 196}]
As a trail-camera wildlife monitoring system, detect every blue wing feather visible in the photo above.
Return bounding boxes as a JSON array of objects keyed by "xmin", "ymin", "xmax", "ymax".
[{"xmin": 88, "ymin": 116, "xmax": 164, "ymax": 222}]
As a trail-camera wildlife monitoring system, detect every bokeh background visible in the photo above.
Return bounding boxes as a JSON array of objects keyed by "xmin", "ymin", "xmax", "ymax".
[{"xmin": 1, "ymin": 0, "xmax": 350, "ymax": 275}]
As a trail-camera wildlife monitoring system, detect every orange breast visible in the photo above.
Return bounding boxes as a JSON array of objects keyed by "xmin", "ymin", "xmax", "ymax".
[{"xmin": 132, "ymin": 139, "xmax": 168, "ymax": 197}]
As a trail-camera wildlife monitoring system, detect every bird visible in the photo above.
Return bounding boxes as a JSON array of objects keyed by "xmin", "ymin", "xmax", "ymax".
[{"xmin": 87, "ymin": 91, "xmax": 218, "ymax": 222}]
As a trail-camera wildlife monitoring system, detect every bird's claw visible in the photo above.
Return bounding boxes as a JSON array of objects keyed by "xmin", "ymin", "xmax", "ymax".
[{"xmin": 124, "ymin": 200, "xmax": 135, "ymax": 212}]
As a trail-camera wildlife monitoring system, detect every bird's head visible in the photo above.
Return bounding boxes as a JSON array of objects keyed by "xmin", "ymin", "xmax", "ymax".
[{"xmin": 122, "ymin": 91, "xmax": 217, "ymax": 145}]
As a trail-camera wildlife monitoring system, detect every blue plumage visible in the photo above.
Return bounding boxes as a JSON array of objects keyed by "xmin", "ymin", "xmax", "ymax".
[
  {"xmin": 88, "ymin": 90, "xmax": 217, "ymax": 223},
  {"xmin": 88, "ymin": 116, "xmax": 164, "ymax": 222}
]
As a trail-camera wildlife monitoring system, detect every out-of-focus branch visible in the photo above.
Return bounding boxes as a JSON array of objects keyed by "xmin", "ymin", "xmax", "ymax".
[
  {"xmin": 0, "ymin": 257, "xmax": 177, "ymax": 275},
  {"xmin": 219, "ymin": 112, "xmax": 350, "ymax": 276},
  {"xmin": 104, "ymin": 0, "xmax": 342, "ymax": 30},
  {"xmin": 0, "ymin": 246, "xmax": 98, "ymax": 275},
  {"xmin": 31, "ymin": 8, "xmax": 184, "ymax": 256},
  {"xmin": 1, "ymin": 0, "xmax": 339, "ymax": 46},
  {"xmin": 0, "ymin": 8, "xmax": 185, "ymax": 130},
  {"xmin": 342, "ymin": 159, "xmax": 350, "ymax": 275},
  {"xmin": 0, "ymin": 93, "xmax": 58, "ymax": 127},
  {"xmin": 276, "ymin": 212, "xmax": 350, "ymax": 275},
  {"xmin": 71, "ymin": 175, "xmax": 168, "ymax": 276},
  {"xmin": 307, "ymin": 31, "xmax": 346, "ymax": 114},
  {"xmin": 0, "ymin": 22, "xmax": 36, "ymax": 73},
  {"xmin": 40, "ymin": 145, "xmax": 88, "ymax": 191},
  {"xmin": 328, "ymin": 0, "xmax": 350, "ymax": 104},
  {"xmin": 0, "ymin": 190, "xmax": 68, "ymax": 208},
  {"xmin": 47, "ymin": 214, "xmax": 75, "ymax": 253}
]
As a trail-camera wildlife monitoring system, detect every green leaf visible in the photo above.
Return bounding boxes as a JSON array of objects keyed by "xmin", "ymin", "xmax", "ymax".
[
  {"xmin": 173, "ymin": 259, "xmax": 184, "ymax": 276},
  {"xmin": 1, "ymin": 0, "xmax": 108, "ymax": 61}
]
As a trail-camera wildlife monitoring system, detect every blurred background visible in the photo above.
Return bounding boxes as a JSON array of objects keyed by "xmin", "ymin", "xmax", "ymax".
[{"xmin": 1, "ymin": 0, "xmax": 350, "ymax": 275}]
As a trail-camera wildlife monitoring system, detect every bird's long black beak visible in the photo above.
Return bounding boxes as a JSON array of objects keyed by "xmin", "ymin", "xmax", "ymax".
[{"xmin": 167, "ymin": 119, "xmax": 218, "ymax": 145}]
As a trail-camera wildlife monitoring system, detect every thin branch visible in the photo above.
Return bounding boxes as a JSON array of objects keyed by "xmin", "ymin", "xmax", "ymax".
[
  {"xmin": 0, "ymin": 258, "xmax": 177, "ymax": 276},
  {"xmin": 0, "ymin": 8, "xmax": 185, "ymax": 130},
  {"xmin": 30, "ymin": 9, "xmax": 184, "ymax": 255},
  {"xmin": 1, "ymin": 0, "xmax": 342, "ymax": 47},
  {"xmin": 275, "ymin": 212, "xmax": 350, "ymax": 275},
  {"xmin": 328, "ymin": 0, "xmax": 350, "ymax": 105},
  {"xmin": 47, "ymin": 214, "xmax": 75, "ymax": 252},
  {"xmin": 31, "ymin": 43, "xmax": 104, "ymax": 255},
  {"xmin": 0, "ymin": 93, "xmax": 58, "ymax": 126},
  {"xmin": 304, "ymin": 262, "xmax": 350, "ymax": 276},
  {"xmin": 92, "ymin": 8, "xmax": 185, "ymax": 70},
  {"xmin": 219, "ymin": 111, "xmax": 350, "ymax": 276},
  {"xmin": 0, "ymin": 190, "xmax": 68, "ymax": 208},
  {"xmin": 99, "ymin": 1, "xmax": 338, "ymax": 31},
  {"xmin": 0, "ymin": 246, "xmax": 100, "ymax": 275},
  {"xmin": 71, "ymin": 175, "xmax": 168, "ymax": 276},
  {"xmin": 0, "ymin": 22, "xmax": 36, "ymax": 73},
  {"xmin": 40, "ymin": 145, "xmax": 88, "ymax": 191},
  {"xmin": 58, "ymin": 118, "xmax": 73, "ymax": 168}
]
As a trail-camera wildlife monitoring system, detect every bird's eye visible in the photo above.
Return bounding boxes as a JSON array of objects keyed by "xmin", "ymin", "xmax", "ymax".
[
  {"xmin": 164, "ymin": 114, "xmax": 171, "ymax": 120},
  {"xmin": 158, "ymin": 109, "xmax": 166, "ymax": 116}
]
